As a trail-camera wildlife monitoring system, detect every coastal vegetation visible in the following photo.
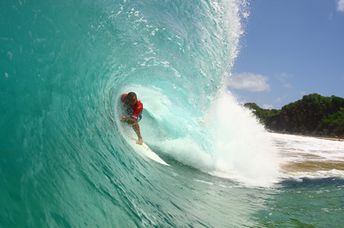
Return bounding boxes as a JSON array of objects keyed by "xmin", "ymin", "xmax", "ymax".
[{"xmin": 245, "ymin": 93, "xmax": 344, "ymax": 138}]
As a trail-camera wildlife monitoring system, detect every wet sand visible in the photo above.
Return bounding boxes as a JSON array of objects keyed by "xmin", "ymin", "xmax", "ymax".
[{"xmin": 282, "ymin": 160, "xmax": 344, "ymax": 172}]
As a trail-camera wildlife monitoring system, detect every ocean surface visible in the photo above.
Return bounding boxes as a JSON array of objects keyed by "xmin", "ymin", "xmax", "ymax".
[{"xmin": 1, "ymin": 0, "xmax": 344, "ymax": 227}]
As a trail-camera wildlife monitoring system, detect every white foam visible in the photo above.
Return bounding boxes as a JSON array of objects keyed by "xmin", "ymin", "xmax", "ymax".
[
  {"xmin": 271, "ymin": 133, "xmax": 344, "ymax": 162},
  {"xmin": 281, "ymin": 170, "xmax": 344, "ymax": 181},
  {"xmin": 156, "ymin": 137, "xmax": 215, "ymax": 172},
  {"xmin": 204, "ymin": 92, "xmax": 281, "ymax": 187}
]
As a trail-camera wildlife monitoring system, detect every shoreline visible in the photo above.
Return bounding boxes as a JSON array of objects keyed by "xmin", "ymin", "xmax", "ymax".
[
  {"xmin": 267, "ymin": 130, "xmax": 344, "ymax": 142},
  {"xmin": 314, "ymin": 135, "xmax": 344, "ymax": 142}
]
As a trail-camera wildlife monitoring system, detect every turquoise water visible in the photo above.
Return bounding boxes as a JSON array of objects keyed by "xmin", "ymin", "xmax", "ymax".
[{"xmin": 1, "ymin": 0, "xmax": 344, "ymax": 227}]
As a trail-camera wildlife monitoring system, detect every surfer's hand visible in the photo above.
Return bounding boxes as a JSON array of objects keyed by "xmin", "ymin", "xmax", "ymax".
[
  {"xmin": 120, "ymin": 115, "xmax": 127, "ymax": 122},
  {"xmin": 136, "ymin": 138, "xmax": 143, "ymax": 145}
]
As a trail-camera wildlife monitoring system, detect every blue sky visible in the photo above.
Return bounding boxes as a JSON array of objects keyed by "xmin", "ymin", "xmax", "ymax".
[{"xmin": 229, "ymin": 0, "xmax": 344, "ymax": 108}]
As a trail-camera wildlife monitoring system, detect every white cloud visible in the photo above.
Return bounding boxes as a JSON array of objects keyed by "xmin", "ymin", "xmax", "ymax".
[
  {"xmin": 338, "ymin": 0, "xmax": 344, "ymax": 12},
  {"xmin": 227, "ymin": 72, "xmax": 270, "ymax": 92}
]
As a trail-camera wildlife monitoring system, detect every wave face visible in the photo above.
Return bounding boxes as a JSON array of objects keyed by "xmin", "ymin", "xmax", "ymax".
[{"xmin": 0, "ymin": 0, "xmax": 281, "ymax": 226}]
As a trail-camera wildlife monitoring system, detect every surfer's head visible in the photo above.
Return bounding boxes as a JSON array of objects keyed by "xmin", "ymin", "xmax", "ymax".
[{"xmin": 126, "ymin": 92, "xmax": 137, "ymax": 105}]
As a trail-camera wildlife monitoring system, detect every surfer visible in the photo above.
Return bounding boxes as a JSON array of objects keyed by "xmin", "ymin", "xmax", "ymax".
[{"xmin": 120, "ymin": 92, "xmax": 144, "ymax": 145}]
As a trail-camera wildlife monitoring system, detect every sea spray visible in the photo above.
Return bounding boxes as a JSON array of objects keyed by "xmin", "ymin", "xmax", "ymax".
[{"xmin": 205, "ymin": 91, "xmax": 281, "ymax": 186}]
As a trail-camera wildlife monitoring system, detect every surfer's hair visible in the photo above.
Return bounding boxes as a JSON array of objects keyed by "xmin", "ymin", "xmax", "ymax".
[{"xmin": 127, "ymin": 92, "xmax": 137, "ymax": 100}]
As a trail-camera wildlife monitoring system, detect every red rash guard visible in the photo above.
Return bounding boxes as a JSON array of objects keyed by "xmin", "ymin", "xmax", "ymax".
[{"xmin": 121, "ymin": 93, "xmax": 143, "ymax": 121}]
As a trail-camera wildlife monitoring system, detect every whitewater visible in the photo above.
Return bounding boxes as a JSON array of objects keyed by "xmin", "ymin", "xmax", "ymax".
[{"xmin": 1, "ymin": 0, "xmax": 344, "ymax": 227}]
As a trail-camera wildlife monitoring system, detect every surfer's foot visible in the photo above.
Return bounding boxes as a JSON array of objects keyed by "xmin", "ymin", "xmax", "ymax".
[{"xmin": 136, "ymin": 138, "xmax": 143, "ymax": 145}]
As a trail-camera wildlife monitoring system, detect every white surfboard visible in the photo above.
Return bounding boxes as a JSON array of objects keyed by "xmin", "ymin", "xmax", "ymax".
[
  {"xmin": 127, "ymin": 137, "xmax": 169, "ymax": 166},
  {"xmin": 118, "ymin": 122, "xmax": 168, "ymax": 166}
]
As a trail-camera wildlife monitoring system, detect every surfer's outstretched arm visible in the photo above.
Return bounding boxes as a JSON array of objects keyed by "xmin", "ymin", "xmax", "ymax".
[{"xmin": 121, "ymin": 115, "xmax": 143, "ymax": 145}]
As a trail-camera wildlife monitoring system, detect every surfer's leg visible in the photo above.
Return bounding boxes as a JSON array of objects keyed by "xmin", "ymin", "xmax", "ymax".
[{"xmin": 132, "ymin": 122, "xmax": 143, "ymax": 145}]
